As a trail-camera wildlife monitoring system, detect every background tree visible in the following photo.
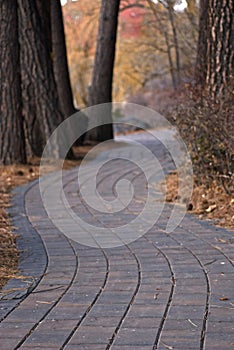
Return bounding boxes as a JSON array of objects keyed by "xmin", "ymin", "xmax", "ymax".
[
  {"xmin": 62, "ymin": 1, "xmax": 199, "ymax": 104},
  {"xmin": 0, "ymin": 0, "xmax": 26, "ymax": 164},
  {"xmin": 88, "ymin": 0, "xmax": 121, "ymax": 141},
  {"xmin": 195, "ymin": 0, "xmax": 234, "ymax": 99},
  {"xmin": 167, "ymin": 0, "xmax": 181, "ymax": 86},
  {"xmin": 146, "ymin": 0, "xmax": 178, "ymax": 89},
  {"xmin": 145, "ymin": 0, "xmax": 199, "ymax": 90},
  {"xmin": 63, "ymin": 1, "xmax": 100, "ymax": 107}
]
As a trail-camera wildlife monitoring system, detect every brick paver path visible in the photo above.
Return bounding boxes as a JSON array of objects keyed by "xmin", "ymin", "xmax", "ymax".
[{"xmin": 0, "ymin": 131, "xmax": 234, "ymax": 350}]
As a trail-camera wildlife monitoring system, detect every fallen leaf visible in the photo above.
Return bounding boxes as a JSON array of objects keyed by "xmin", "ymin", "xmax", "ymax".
[
  {"xmin": 187, "ymin": 319, "xmax": 198, "ymax": 327},
  {"xmin": 220, "ymin": 297, "xmax": 229, "ymax": 301},
  {"xmin": 36, "ymin": 300, "xmax": 54, "ymax": 304},
  {"xmin": 206, "ymin": 204, "xmax": 217, "ymax": 213},
  {"xmin": 215, "ymin": 238, "xmax": 228, "ymax": 244},
  {"xmin": 161, "ymin": 342, "xmax": 174, "ymax": 349}
]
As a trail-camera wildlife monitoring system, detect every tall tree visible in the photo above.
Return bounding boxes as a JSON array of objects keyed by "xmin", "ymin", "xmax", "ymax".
[
  {"xmin": 145, "ymin": 0, "xmax": 183, "ymax": 89},
  {"xmin": 51, "ymin": 0, "xmax": 76, "ymax": 118},
  {"xmin": 88, "ymin": 0, "xmax": 121, "ymax": 141},
  {"xmin": 0, "ymin": 0, "xmax": 26, "ymax": 164},
  {"xmin": 167, "ymin": 1, "xmax": 181, "ymax": 87},
  {"xmin": 195, "ymin": 0, "xmax": 234, "ymax": 98},
  {"xmin": 18, "ymin": 0, "xmax": 64, "ymax": 158},
  {"xmin": 50, "ymin": 0, "xmax": 87, "ymax": 146}
]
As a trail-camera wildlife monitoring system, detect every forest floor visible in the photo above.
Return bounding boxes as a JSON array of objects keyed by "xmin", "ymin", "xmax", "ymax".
[{"xmin": 166, "ymin": 171, "xmax": 234, "ymax": 229}]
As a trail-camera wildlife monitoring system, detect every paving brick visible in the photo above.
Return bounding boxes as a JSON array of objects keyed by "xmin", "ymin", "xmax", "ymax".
[
  {"xmin": 64, "ymin": 345, "xmax": 104, "ymax": 350},
  {"xmin": 121, "ymin": 316, "xmax": 162, "ymax": 329},
  {"xmin": 111, "ymin": 347, "xmax": 153, "ymax": 350},
  {"xmin": 67, "ymin": 325, "xmax": 116, "ymax": 345},
  {"xmin": 46, "ymin": 304, "xmax": 90, "ymax": 320},
  {"xmin": 0, "ymin": 338, "xmax": 22, "ymax": 350},
  {"xmin": 172, "ymin": 292, "xmax": 207, "ymax": 306},
  {"xmin": 0, "ymin": 321, "xmax": 34, "ymax": 338},
  {"xmin": 113, "ymin": 327, "xmax": 157, "ymax": 346}
]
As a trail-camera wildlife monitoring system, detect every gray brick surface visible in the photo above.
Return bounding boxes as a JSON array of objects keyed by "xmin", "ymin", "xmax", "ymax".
[{"xmin": 0, "ymin": 131, "xmax": 233, "ymax": 349}]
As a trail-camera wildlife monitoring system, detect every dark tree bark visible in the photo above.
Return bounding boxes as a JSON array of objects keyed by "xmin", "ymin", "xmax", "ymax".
[
  {"xmin": 195, "ymin": 0, "xmax": 234, "ymax": 98},
  {"xmin": 88, "ymin": 0, "xmax": 121, "ymax": 141},
  {"xmin": 36, "ymin": 0, "xmax": 52, "ymax": 52},
  {"xmin": 0, "ymin": 0, "xmax": 26, "ymax": 164},
  {"xmin": 195, "ymin": 0, "xmax": 209, "ymax": 87},
  {"xmin": 50, "ymin": 0, "xmax": 87, "ymax": 146},
  {"xmin": 18, "ymin": 0, "xmax": 64, "ymax": 158},
  {"xmin": 50, "ymin": 0, "xmax": 76, "ymax": 118}
]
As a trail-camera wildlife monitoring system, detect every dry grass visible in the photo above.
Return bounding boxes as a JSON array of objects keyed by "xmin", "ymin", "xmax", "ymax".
[
  {"xmin": 166, "ymin": 171, "xmax": 234, "ymax": 230},
  {"xmin": 0, "ymin": 165, "xmax": 39, "ymax": 289}
]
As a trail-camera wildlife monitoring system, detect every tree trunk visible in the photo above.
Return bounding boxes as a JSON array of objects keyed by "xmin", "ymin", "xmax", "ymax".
[
  {"xmin": 18, "ymin": 0, "xmax": 65, "ymax": 158},
  {"xmin": 0, "ymin": 0, "xmax": 26, "ymax": 165},
  {"xmin": 50, "ymin": 0, "xmax": 88, "ymax": 146},
  {"xmin": 195, "ymin": 0, "xmax": 209, "ymax": 87},
  {"xmin": 88, "ymin": 0, "xmax": 120, "ymax": 141},
  {"xmin": 36, "ymin": 0, "xmax": 52, "ymax": 52},
  {"xmin": 168, "ymin": 3, "xmax": 181, "ymax": 87},
  {"xmin": 50, "ymin": 0, "xmax": 76, "ymax": 118},
  {"xmin": 165, "ymin": 32, "xmax": 177, "ymax": 90},
  {"xmin": 195, "ymin": 0, "xmax": 234, "ymax": 99},
  {"xmin": 146, "ymin": 0, "xmax": 177, "ymax": 90}
]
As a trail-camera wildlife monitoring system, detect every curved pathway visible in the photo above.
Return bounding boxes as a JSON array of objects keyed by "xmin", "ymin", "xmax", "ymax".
[{"xmin": 0, "ymin": 131, "xmax": 234, "ymax": 350}]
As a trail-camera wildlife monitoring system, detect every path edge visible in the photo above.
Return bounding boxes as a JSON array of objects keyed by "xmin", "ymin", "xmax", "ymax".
[{"xmin": 0, "ymin": 179, "xmax": 48, "ymax": 321}]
